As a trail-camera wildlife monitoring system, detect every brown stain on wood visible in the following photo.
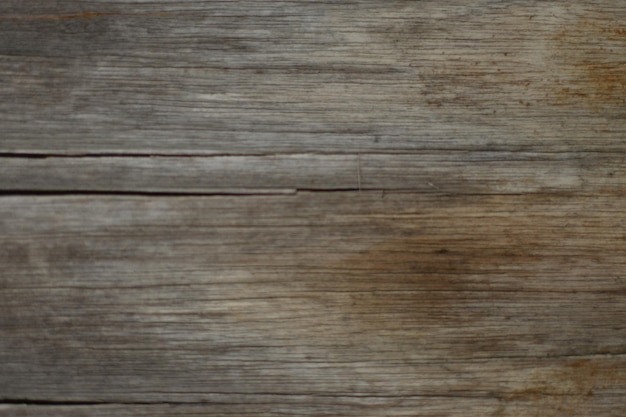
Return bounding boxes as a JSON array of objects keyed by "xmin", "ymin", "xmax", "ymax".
[
  {"xmin": 551, "ymin": 16, "xmax": 626, "ymax": 109},
  {"xmin": 500, "ymin": 359, "xmax": 625, "ymax": 416},
  {"xmin": 308, "ymin": 203, "xmax": 548, "ymax": 343},
  {"xmin": 512, "ymin": 360, "xmax": 604, "ymax": 398},
  {"xmin": 328, "ymin": 240, "xmax": 492, "ymax": 327},
  {"xmin": 310, "ymin": 236, "xmax": 527, "ymax": 357}
]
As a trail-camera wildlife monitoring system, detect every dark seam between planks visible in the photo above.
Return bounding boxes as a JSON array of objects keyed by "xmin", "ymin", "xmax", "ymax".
[
  {"xmin": 1, "ymin": 190, "xmax": 620, "ymax": 197},
  {"xmin": 0, "ymin": 150, "xmax": 624, "ymax": 158},
  {"xmin": 0, "ymin": 190, "xmax": 299, "ymax": 197},
  {"xmin": 1, "ymin": 391, "xmax": 618, "ymax": 406}
]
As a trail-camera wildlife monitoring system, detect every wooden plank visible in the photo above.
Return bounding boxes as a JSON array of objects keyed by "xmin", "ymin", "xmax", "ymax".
[
  {"xmin": 2, "ymin": 0, "xmax": 626, "ymax": 414},
  {"xmin": 1, "ymin": 193, "xmax": 624, "ymax": 414},
  {"xmin": 2, "ymin": 396, "xmax": 626, "ymax": 417},
  {"xmin": 1, "ymin": 1, "xmax": 626, "ymax": 154},
  {"xmin": 0, "ymin": 155, "xmax": 357, "ymax": 194},
  {"xmin": 1, "ymin": 151, "xmax": 624, "ymax": 194}
]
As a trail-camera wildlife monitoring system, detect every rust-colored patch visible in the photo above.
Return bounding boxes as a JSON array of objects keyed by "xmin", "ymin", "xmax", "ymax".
[{"xmin": 550, "ymin": 16, "xmax": 626, "ymax": 109}]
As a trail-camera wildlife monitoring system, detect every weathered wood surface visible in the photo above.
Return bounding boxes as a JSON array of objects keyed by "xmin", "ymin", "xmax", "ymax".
[
  {"xmin": 1, "ymin": 398, "xmax": 626, "ymax": 417},
  {"xmin": 1, "ymin": 194, "xmax": 625, "ymax": 416},
  {"xmin": 1, "ymin": 152, "xmax": 624, "ymax": 194},
  {"xmin": 1, "ymin": 0, "xmax": 626, "ymax": 154},
  {"xmin": 1, "ymin": 0, "xmax": 626, "ymax": 416}
]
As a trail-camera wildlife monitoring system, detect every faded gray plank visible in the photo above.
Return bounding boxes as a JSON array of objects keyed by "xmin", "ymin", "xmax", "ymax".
[
  {"xmin": 1, "ymin": 193, "xmax": 624, "ymax": 414},
  {"xmin": 1, "ymin": 151, "xmax": 624, "ymax": 193},
  {"xmin": 1, "ymin": 1, "xmax": 626, "ymax": 154},
  {"xmin": 0, "ymin": 155, "xmax": 357, "ymax": 194},
  {"xmin": 2, "ymin": 1, "xmax": 626, "ymax": 415}
]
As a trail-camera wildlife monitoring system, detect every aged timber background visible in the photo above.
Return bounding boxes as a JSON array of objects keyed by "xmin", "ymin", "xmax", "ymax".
[{"xmin": 1, "ymin": 1, "xmax": 625, "ymax": 416}]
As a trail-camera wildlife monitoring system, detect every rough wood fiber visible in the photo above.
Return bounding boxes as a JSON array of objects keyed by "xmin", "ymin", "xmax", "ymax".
[
  {"xmin": 1, "ymin": 398, "xmax": 626, "ymax": 417},
  {"xmin": 1, "ymin": 0, "xmax": 625, "ymax": 416},
  {"xmin": 0, "ymin": 151, "xmax": 625, "ymax": 194},
  {"xmin": 1, "ymin": 0, "xmax": 626, "ymax": 154},
  {"xmin": 1, "ymin": 194, "xmax": 625, "ymax": 416}
]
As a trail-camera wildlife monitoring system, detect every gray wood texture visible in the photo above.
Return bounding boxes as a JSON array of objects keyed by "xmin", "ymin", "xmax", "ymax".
[
  {"xmin": 1, "ymin": 194, "xmax": 625, "ymax": 416},
  {"xmin": 1, "ymin": 0, "xmax": 625, "ymax": 416},
  {"xmin": 1, "ymin": 0, "xmax": 626, "ymax": 154},
  {"xmin": 1, "ymin": 152, "xmax": 624, "ymax": 194}
]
